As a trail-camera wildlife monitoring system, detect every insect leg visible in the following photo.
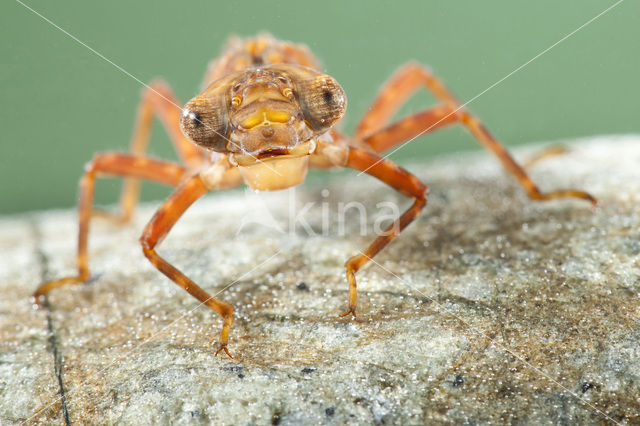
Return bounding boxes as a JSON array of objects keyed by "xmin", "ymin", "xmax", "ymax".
[
  {"xmin": 33, "ymin": 153, "xmax": 187, "ymax": 300},
  {"xmin": 363, "ymin": 104, "xmax": 461, "ymax": 153},
  {"xmin": 114, "ymin": 81, "xmax": 205, "ymax": 222},
  {"xmin": 318, "ymin": 144, "xmax": 428, "ymax": 317},
  {"xmin": 139, "ymin": 173, "xmax": 241, "ymax": 358},
  {"xmin": 458, "ymin": 112, "xmax": 594, "ymax": 204},
  {"xmin": 521, "ymin": 145, "xmax": 569, "ymax": 169},
  {"xmin": 358, "ymin": 64, "xmax": 596, "ymax": 205},
  {"xmin": 356, "ymin": 62, "xmax": 595, "ymax": 204},
  {"xmin": 355, "ymin": 62, "xmax": 457, "ymax": 140},
  {"xmin": 368, "ymin": 106, "xmax": 596, "ymax": 204}
]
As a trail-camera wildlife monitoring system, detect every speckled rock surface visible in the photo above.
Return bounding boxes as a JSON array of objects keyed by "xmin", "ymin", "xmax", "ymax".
[{"xmin": 1, "ymin": 135, "xmax": 639, "ymax": 424}]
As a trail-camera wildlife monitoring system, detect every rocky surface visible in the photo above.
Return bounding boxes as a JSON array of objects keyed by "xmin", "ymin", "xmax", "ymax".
[{"xmin": 1, "ymin": 135, "xmax": 639, "ymax": 424}]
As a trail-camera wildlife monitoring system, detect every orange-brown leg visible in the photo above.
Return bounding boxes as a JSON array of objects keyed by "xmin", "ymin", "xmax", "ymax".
[
  {"xmin": 32, "ymin": 153, "xmax": 187, "ymax": 301},
  {"xmin": 522, "ymin": 145, "xmax": 568, "ymax": 169},
  {"xmin": 358, "ymin": 63, "xmax": 596, "ymax": 205},
  {"xmin": 335, "ymin": 146, "xmax": 428, "ymax": 317},
  {"xmin": 140, "ymin": 172, "xmax": 241, "ymax": 358},
  {"xmin": 355, "ymin": 62, "xmax": 458, "ymax": 140},
  {"xmin": 114, "ymin": 80, "xmax": 205, "ymax": 222}
]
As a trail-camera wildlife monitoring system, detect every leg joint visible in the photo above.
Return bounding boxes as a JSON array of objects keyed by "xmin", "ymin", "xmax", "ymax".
[{"xmin": 139, "ymin": 235, "xmax": 154, "ymax": 257}]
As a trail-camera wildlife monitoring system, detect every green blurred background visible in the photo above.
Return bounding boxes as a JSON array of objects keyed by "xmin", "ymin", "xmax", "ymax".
[{"xmin": 1, "ymin": 0, "xmax": 638, "ymax": 214}]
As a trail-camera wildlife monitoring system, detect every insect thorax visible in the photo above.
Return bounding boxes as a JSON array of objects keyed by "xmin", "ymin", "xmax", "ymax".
[{"xmin": 201, "ymin": 33, "xmax": 322, "ymax": 89}]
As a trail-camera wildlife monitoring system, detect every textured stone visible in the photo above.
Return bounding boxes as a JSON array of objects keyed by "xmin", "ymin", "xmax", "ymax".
[{"xmin": 1, "ymin": 135, "xmax": 639, "ymax": 424}]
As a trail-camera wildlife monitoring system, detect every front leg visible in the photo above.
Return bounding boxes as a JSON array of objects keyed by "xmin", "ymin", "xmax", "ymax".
[
  {"xmin": 140, "ymin": 167, "xmax": 242, "ymax": 358},
  {"xmin": 316, "ymin": 143, "xmax": 428, "ymax": 317}
]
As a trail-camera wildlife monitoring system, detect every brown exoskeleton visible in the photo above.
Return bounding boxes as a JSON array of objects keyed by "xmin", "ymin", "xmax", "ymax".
[{"xmin": 33, "ymin": 33, "xmax": 596, "ymax": 357}]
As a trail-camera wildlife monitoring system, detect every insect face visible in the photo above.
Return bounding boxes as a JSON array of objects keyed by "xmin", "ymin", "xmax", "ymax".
[
  {"xmin": 181, "ymin": 64, "xmax": 347, "ymax": 191},
  {"xmin": 227, "ymin": 74, "xmax": 312, "ymax": 157}
]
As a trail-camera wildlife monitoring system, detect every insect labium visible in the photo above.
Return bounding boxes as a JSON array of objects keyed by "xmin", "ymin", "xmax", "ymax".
[{"xmin": 34, "ymin": 33, "xmax": 596, "ymax": 358}]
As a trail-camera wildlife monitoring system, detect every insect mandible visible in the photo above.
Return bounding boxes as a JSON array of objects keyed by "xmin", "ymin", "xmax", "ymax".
[{"xmin": 33, "ymin": 33, "xmax": 596, "ymax": 358}]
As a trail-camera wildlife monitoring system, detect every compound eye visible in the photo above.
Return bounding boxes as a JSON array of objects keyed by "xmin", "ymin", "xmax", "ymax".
[
  {"xmin": 182, "ymin": 110, "xmax": 202, "ymax": 126},
  {"xmin": 179, "ymin": 97, "xmax": 229, "ymax": 152},
  {"xmin": 180, "ymin": 71, "xmax": 245, "ymax": 152},
  {"xmin": 294, "ymin": 74, "xmax": 346, "ymax": 133}
]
